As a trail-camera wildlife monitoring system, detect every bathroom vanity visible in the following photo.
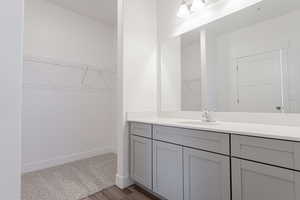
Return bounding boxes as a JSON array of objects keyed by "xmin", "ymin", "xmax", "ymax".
[
  {"xmin": 129, "ymin": 3, "xmax": 300, "ymax": 199},
  {"xmin": 128, "ymin": 120, "xmax": 300, "ymax": 200}
]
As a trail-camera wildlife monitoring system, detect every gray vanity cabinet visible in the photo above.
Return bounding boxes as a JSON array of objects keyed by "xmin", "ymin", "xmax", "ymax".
[
  {"xmin": 153, "ymin": 140, "xmax": 183, "ymax": 200},
  {"xmin": 130, "ymin": 135, "xmax": 152, "ymax": 190},
  {"xmin": 232, "ymin": 158, "xmax": 300, "ymax": 200},
  {"xmin": 130, "ymin": 122, "xmax": 300, "ymax": 200},
  {"xmin": 183, "ymin": 147, "xmax": 230, "ymax": 200}
]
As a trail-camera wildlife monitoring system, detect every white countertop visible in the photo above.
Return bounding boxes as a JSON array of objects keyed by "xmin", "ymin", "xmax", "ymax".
[{"xmin": 128, "ymin": 117, "xmax": 300, "ymax": 142}]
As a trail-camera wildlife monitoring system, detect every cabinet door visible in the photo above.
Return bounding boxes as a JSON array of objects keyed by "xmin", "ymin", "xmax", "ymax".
[
  {"xmin": 153, "ymin": 141, "xmax": 183, "ymax": 200},
  {"xmin": 130, "ymin": 135, "xmax": 152, "ymax": 189},
  {"xmin": 184, "ymin": 147, "xmax": 230, "ymax": 200},
  {"xmin": 232, "ymin": 158, "xmax": 300, "ymax": 200}
]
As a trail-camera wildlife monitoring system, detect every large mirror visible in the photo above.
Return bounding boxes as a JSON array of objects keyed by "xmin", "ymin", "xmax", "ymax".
[{"xmin": 160, "ymin": 0, "xmax": 300, "ymax": 113}]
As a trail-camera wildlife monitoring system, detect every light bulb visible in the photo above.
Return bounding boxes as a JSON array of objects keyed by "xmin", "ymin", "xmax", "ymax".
[
  {"xmin": 191, "ymin": 0, "xmax": 205, "ymax": 12},
  {"xmin": 177, "ymin": 2, "xmax": 190, "ymax": 18}
]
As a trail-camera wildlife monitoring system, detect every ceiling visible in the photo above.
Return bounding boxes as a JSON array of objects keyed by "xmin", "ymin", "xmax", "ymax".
[{"xmin": 48, "ymin": 0, "xmax": 117, "ymax": 26}]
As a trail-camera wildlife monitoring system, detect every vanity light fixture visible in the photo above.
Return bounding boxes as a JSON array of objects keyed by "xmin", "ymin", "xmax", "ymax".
[
  {"xmin": 177, "ymin": 0, "xmax": 191, "ymax": 18},
  {"xmin": 191, "ymin": 0, "xmax": 206, "ymax": 12},
  {"xmin": 177, "ymin": 0, "xmax": 208, "ymax": 18}
]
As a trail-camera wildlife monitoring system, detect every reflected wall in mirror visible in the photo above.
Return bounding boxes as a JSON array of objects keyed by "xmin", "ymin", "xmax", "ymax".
[
  {"xmin": 181, "ymin": 32, "xmax": 201, "ymax": 111},
  {"xmin": 161, "ymin": 30, "xmax": 202, "ymax": 111},
  {"xmin": 160, "ymin": 0, "xmax": 300, "ymax": 113}
]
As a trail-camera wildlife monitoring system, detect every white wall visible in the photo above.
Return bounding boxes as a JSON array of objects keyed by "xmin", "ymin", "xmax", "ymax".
[
  {"xmin": 0, "ymin": 0, "xmax": 22, "ymax": 199},
  {"xmin": 213, "ymin": 9, "xmax": 300, "ymax": 113},
  {"xmin": 24, "ymin": 0, "xmax": 116, "ymax": 67},
  {"xmin": 122, "ymin": 0, "xmax": 158, "ymax": 113},
  {"xmin": 116, "ymin": 0, "xmax": 158, "ymax": 188},
  {"xmin": 23, "ymin": 0, "xmax": 117, "ymax": 172}
]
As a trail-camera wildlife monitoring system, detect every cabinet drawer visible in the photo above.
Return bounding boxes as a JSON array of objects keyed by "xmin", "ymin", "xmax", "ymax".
[
  {"xmin": 231, "ymin": 135, "xmax": 300, "ymax": 170},
  {"xmin": 130, "ymin": 122, "xmax": 152, "ymax": 138},
  {"xmin": 153, "ymin": 125, "xmax": 229, "ymax": 155}
]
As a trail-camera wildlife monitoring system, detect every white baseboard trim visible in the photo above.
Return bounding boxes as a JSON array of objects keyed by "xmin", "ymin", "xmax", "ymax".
[
  {"xmin": 115, "ymin": 174, "xmax": 133, "ymax": 189},
  {"xmin": 22, "ymin": 147, "xmax": 117, "ymax": 173}
]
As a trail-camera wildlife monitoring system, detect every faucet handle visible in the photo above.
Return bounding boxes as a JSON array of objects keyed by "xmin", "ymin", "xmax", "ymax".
[
  {"xmin": 202, "ymin": 110, "xmax": 209, "ymax": 121},
  {"xmin": 202, "ymin": 110, "xmax": 215, "ymax": 122}
]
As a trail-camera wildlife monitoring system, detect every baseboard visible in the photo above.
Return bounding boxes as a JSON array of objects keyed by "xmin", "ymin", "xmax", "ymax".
[
  {"xmin": 115, "ymin": 174, "xmax": 134, "ymax": 189},
  {"xmin": 22, "ymin": 147, "xmax": 117, "ymax": 173}
]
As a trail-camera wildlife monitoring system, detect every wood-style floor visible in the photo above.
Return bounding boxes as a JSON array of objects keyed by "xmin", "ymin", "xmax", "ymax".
[{"xmin": 82, "ymin": 185, "xmax": 161, "ymax": 200}]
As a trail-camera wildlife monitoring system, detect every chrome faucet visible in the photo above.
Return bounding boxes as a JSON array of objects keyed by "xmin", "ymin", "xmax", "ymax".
[{"xmin": 202, "ymin": 110, "xmax": 215, "ymax": 122}]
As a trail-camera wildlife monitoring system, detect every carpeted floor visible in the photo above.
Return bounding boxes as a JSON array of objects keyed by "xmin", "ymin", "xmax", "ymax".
[{"xmin": 22, "ymin": 153, "xmax": 117, "ymax": 200}]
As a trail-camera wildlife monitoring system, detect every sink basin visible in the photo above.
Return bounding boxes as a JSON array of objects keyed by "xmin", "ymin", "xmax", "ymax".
[{"xmin": 178, "ymin": 121, "xmax": 219, "ymax": 125}]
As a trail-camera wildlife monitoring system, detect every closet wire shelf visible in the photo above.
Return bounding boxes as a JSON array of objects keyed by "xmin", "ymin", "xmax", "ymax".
[{"xmin": 23, "ymin": 56, "xmax": 116, "ymax": 93}]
